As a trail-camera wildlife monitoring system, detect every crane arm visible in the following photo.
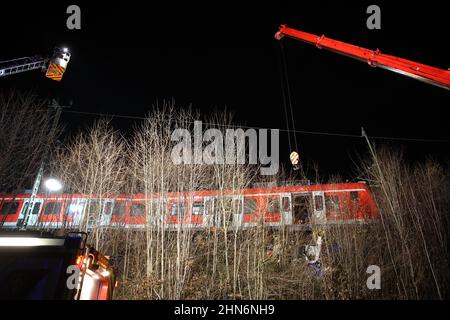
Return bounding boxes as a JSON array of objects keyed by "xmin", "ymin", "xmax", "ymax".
[{"xmin": 275, "ymin": 24, "xmax": 450, "ymax": 90}]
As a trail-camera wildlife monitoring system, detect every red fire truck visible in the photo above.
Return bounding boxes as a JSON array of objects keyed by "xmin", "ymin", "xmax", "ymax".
[{"xmin": 0, "ymin": 232, "xmax": 116, "ymax": 300}]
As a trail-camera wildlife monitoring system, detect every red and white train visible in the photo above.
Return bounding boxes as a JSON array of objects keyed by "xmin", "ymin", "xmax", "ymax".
[{"xmin": 0, "ymin": 182, "xmax": 378, "ymax": 230}]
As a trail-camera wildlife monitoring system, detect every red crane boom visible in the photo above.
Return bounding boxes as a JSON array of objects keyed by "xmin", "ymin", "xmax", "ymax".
[{"xmin": 275, "ymin": 24, "xmax": 450, "ymax": 90}]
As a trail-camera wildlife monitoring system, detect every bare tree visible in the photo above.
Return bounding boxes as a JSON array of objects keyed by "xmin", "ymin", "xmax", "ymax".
[
  {"xmin": 46, "ymin": 103, "xmax": 450, "ymax": 300},
  {"xmin": 0, "ymin": 91, "xmax": 54, "ymax": 192}
]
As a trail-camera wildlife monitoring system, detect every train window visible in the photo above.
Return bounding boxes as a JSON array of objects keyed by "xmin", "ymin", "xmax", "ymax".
[
  {"xmin": 192, "ymin": 202, "xmax": 204, "ymax": 215},
  {"xmin": 112, "ymin": 202, "xmax": 126, "ymax": 215},
  {"xmin": 314, "ymin": 196, "xmax": 324, "ymax": 211},
  {"xmin": 32, "ymin": 203, "xmax": 41, "ymax": 215},
  {"xmin": 130, "ymin": 204, "xmax": 145, "ymax": 216},
  {"xmin": 0, "ymin": 202, "xmax": 20, "ymax": 215},
  {"xmin": 350, "ymin": 191, "xmax": 358, "ymax": 202},
  {"xmin": 43, "ymin": 202, "xmax": 62, "ymax": 215},
  {"xmin": 243, "ymin": 199, "xmax": 257, "ymax": 214},
  {"xmin": 66, "ymin": 202, "xmax": 84, "ymax": 215},
  {"xmin": 267, "ymin": 198, "xmax": 280, "ymax": 213},
  {"xmin": 325, "ymin": 195, "xmax": 340, "ymax": 211},
  {"xmin": 282, "ymin": 197, "xmax": 290, "ymax": 211},
  {"xmin": 104, "ymin": 202, "xmax": 113, "ymax": 215},
  {"xmin": 171, "ymin": 202, "xmax": 185, "ymax": 216},
  {"xmin": 86, "ymin": 200, "xmax": 102, "ymax": 217}
]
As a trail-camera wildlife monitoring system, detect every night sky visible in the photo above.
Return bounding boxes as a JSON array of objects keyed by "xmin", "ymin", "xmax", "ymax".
[{"xmin": 1, "ymin": 1, "xmax": 448, "ymax": 179}]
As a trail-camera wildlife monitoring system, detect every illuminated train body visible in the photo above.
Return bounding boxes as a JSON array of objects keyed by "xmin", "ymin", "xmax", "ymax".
[{"xmin": 0, "ymin": 182, "xmax": 378, "ymax": 230}]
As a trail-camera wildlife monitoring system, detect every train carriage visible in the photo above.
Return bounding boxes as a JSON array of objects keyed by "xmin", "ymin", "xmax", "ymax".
[{"xmin": 0, "ymin": 182, "xmax": 378, "ymax": 231}]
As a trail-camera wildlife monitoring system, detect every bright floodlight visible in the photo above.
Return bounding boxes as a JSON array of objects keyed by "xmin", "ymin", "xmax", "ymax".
[
  {"xmin": 0, "ymin": 237, "xmax": 65, "ymax": 247},
  {"xmin": 62, "ymin": 47, "xmax": 69, "ymax": 53},
  {"xmin": 45, "ymin": 178, "xmax": 63, "ymax": 192}
]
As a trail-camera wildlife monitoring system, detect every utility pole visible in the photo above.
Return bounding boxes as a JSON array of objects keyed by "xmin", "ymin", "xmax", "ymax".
[{"xmin": 20, "ymin": 99, "xmax": 68, "ymax": 228}]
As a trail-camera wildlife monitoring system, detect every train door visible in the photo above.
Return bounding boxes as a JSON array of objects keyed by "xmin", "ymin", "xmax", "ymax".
[
  {"xmin": 264, "ymin": 195, "xmax": 282, "ymax": 226},
  {"xmin": 291, "ymin": 193, "xmax": 312, "ymax": 224},
  {"xmin": 203, "ymin": 197, "xmax": 214, "ymax": 227},
  {"xmin": 17, "ymin": 200, "xmax": 29, "ymax": 227},
  {"xmin": 129, "ymin": 201, "xmax": 145, "ymax": 226},
  {"xmin": 100, "ymin": 200, "xmax": 113, "ymax": 226},
  {"xmin": 16, "ymin": 200, "xmax": 29, "ymax": 227},
  {"xmin": 214, "ymin": 197, "xmax": 241, "ymax": 228},
  {"xmin": 280, "ymin": 193, "xmax": 292, "ymax": 225},
  {"xmin": 85, "ymin": 200, "xmax": 102, "ymax": 229},
  {"xmin": 232, "ymin": 196, "xmax": 243, "ymax": 228},
  {"xmin": 27, "ymin": 199, "xmax": 43, "ymax": 227},
  {"xmin": 151, "ymin": 199, "xmax": 167, "ymax": 229},
  {"xmin": 65, "ymin": 199, "xmax": 85, "ymax": 228},
  {"xmin": 215, "ymin": 198, "xmax": 228, "ymax": 228},
  {"xmin": 349, "ymin": 191, "xmax": 359, "ymax": 219},
  {"xmin": 312, "ymin": 191, "xmax": 326, "ymax": 224},
  {"xmin": 168, "ymin": 200, "xmax": 186, "ymax": 227}
]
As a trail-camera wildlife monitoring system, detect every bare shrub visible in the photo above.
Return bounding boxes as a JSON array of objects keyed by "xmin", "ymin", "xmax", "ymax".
[
  {"xmin": 51, "ymin": 119, "xmax": 127, "ymax": 247},
  {"xmin": 356, "ymin": 148, "xmax": 450, "ymax": 299}
]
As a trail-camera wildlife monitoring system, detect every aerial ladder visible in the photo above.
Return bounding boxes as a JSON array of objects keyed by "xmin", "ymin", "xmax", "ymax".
[
  {"xmin": 275, "ymin": 24, "xmax": 450, "ymax": 90},
  {"xmin": 0, "ymin": 47, "xmax": 71, "ymax": 228},
  {"xmin": 0, "ymin": 47, "xmax": 71, "ymax": 81},
  {"xmin": 0, "ymin": 48, "xmax": 114, "ymax": 300}
]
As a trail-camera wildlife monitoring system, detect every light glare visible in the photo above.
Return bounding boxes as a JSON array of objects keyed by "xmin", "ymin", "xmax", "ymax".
[{"xmin": 45, "ymin": 178, "xmax": 63, "ymax": 192}]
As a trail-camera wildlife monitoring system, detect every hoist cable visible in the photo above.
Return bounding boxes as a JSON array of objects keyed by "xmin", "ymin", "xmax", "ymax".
[
  {"xmin": 279, "ymin": 42, "xmax": 299, "ymax": 153},
  {"xmin": 277, "ymin": 42, "xmax": 293, "ymax": 153}
]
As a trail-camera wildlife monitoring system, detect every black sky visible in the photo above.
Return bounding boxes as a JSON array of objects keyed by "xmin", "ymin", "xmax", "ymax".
[{"xmin": 0, "ymin": 1, "xmax": 449, "ymax": 179}]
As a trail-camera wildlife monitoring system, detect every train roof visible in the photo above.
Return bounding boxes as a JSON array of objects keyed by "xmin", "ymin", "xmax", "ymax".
[{"xmin": 0, "ymin": 182, "xmax": 370, "ymax": 201}]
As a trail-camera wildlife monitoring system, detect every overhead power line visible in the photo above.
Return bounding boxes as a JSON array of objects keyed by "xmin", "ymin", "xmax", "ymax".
[{"xmin": 61, "ymin": 109, "xmax": 450, "ymax": 144}]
